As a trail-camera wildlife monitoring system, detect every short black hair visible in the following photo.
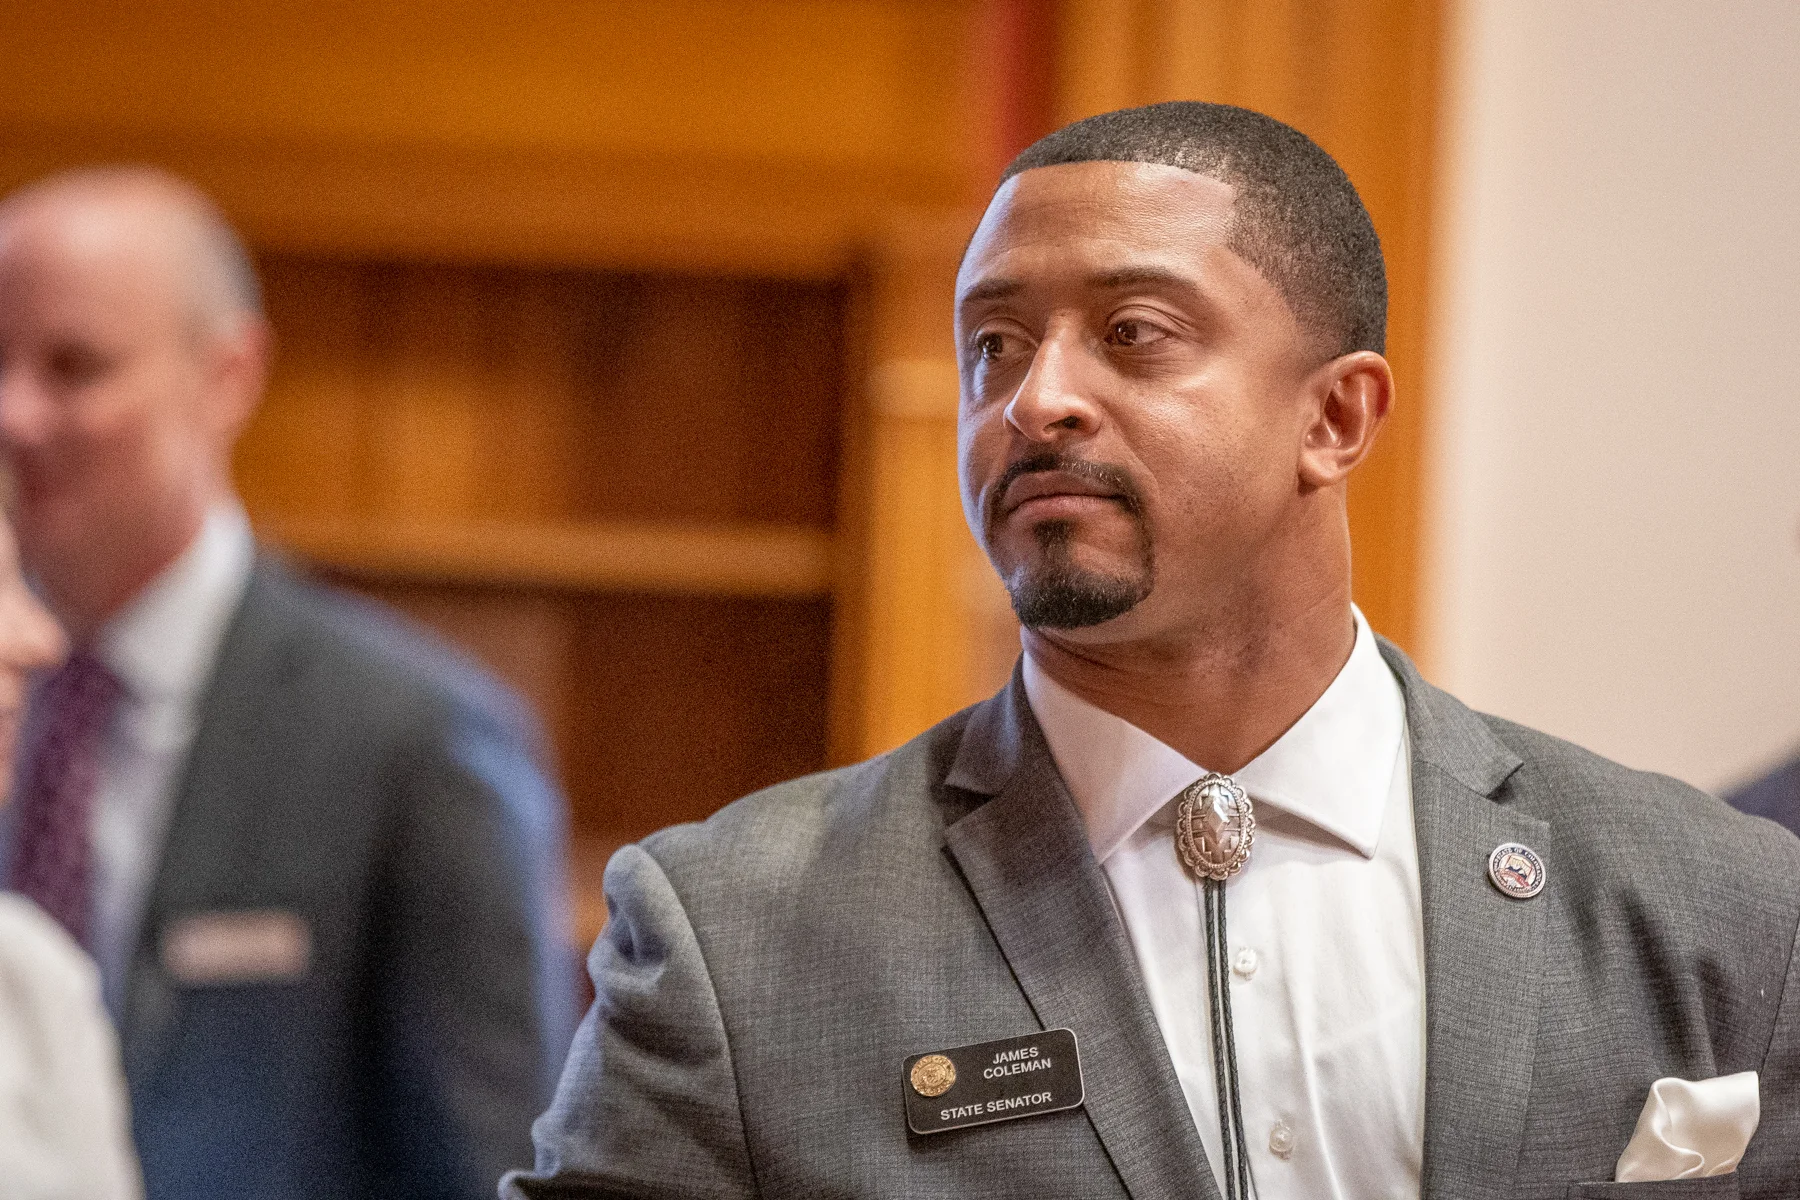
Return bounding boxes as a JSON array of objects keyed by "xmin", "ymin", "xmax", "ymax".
[{"xmin": 1001, "ymin": 101, "xmax": 1387, "ymax": 357}]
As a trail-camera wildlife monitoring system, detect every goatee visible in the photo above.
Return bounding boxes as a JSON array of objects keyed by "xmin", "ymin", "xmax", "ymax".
[{"xmin": 1005, "ymin": 519, "xmax": 1153, "ymax": 629}]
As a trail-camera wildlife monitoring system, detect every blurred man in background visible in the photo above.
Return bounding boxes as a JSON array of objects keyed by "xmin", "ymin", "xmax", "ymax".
[
  {"xmin": 0, "ymin": 511, "xmax": 141, "ymax": 1199},
  {"xmin": 1729, "ymin": 753, "xmax": 1800, "ymax": 837},
  {"xmin": 0, "ymin": 167, "xmax": 574, "ymax": 1200}
]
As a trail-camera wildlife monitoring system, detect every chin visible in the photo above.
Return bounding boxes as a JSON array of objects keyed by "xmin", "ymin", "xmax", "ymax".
[
  {"xmin": 1005, "ymin": 557, "xmax": 1152, "ymax": 631},
  {"xmin": 10, "ymin": 501, "xmax": 67, "ymax": 562},
  {"xmin": 13, "ymin": 500, "xmax": 94, "ymax": 575}
]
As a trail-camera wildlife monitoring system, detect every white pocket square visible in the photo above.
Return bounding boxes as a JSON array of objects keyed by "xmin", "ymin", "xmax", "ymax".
[{"xmin": 1615, "ymin": 1071, "xmax": 1759, "ymax": 1182}]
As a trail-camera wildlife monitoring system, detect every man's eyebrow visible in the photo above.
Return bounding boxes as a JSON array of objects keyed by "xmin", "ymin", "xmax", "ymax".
[
  {"xmin": 957, "ymin": 278, "xmax": 1024, "ymax": 306},
  {"xmin": 957, "ymin": 267, "xmax": 1204, "ymax": 309},
  {"xmin": 1089, "ymin": 266, "xmax": 1203, "ymax": 294}
]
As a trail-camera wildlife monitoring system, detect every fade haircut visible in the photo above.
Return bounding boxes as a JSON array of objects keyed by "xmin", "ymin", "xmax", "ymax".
[{"xmin": 1001, "ymin": 101, "xmax": 1387, "ymax": 357}]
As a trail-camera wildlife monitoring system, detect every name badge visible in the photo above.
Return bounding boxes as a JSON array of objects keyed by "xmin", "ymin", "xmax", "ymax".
[
  {"xmin": 902, "ymin": 1028, "xmax": 1084, "ymax": 1135},
  {"xmin": 161, "ymin": 910, "xmax": 311, "ymax": 986}
]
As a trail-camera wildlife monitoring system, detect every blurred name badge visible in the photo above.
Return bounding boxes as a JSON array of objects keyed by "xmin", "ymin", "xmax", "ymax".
[
  {"xmin": 161, "ymin": 910, "xmax": 311, "ymax": 986},
  {"xmin": 902, "ymin": 1028, "xmax": 1084, "ymax": 1135}
]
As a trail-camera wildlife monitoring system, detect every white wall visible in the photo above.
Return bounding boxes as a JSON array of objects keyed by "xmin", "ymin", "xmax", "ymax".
[{"xmin": 1424, "ymin": 0, "xmax": 1800, "ymax": 793}]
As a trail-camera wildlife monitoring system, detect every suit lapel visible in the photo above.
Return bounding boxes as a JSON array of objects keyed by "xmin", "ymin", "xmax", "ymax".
[
  {"xmin": 121, "ymin": 557, "xmax": 297, "ymax": 1074},
  {"xmin": 942, "ymin": 672, "xmax": 1220, "ymax": 1200},
  {"xmin": 1381, "ymin": 641, "xmax": 1548, "ymax": 1199}
]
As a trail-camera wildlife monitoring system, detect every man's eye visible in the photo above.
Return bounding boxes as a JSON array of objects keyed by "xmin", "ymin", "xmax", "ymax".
[
  {"xmin": 1106, "ymin": 319, "xmax": 1166, "ymax": 348},
  {"xmin": 975, "ymin": 332, "xmax": 1008, "ymax": 362},
  {"xmin": 47, "ymin": 345, "xmax": 111, "ymax": 385}
]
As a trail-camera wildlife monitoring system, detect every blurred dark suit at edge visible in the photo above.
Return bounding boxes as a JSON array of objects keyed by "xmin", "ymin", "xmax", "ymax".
[
  {"xmin": 125, "ymin": 553, "xmax": 575, "ymax": 1198},
  {"xmin": 1729, "ymin": 753, "xmax": 1800, "ymax": 839}
]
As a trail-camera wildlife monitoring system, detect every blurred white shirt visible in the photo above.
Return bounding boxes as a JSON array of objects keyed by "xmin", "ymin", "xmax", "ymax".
[
  {"xmin": 0, "ymin": 892, "xmax": 142, "ymax": 1199},
  {"xmin": 1023, "ymin": 607, "xmax": 1424, "ymax": 1199},
  {"xmin": 88, "ymin": 504, "xmax": 254, "ymax": 1014}
]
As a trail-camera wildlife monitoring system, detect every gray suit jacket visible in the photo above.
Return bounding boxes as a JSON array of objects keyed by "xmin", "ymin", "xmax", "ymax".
[
  {"xmin": 124, "ymin": 555, "xmax": 576, "ymax": 1200},
  {"xmin": 507, "ymin": 642, "xmax": 1800, "ymax": 1199}
]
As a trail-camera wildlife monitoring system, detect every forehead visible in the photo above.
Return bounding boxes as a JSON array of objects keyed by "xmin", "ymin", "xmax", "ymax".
[
  {"xmin": 0, "ymin": 198, "xmax": 188, "ymax": 335},
  {"xmin": 957, "ymin": 161, "xmax": 1239, "ymax": 302}
]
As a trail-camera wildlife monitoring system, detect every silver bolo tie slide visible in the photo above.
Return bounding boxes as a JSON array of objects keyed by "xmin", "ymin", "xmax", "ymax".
[{"xmin": 1175, "ymin": 772, "xmax": 1257, "ymax": 1200}]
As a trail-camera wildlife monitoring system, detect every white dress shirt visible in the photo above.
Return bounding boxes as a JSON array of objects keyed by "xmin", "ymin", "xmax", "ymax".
[
  {"xmin": 1023, "ymin": 608, "xmax": 1424, "ymax": 1200},
  {"xmin": 88, "ymin": 504, "xmax": 254, "ymax": 1014},
  {"xmin": 0, "ymin": 893, "xmax": 142, "ymax": 1199}
]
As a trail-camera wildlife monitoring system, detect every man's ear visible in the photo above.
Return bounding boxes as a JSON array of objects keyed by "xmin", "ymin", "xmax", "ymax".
[
  {"xmin": 208, "ymin": 316, "xmax": 272, "ymax": 445},
  {"xmin": 1297, "ymin": 350, "xmax": 1392, "ymax": 489}
]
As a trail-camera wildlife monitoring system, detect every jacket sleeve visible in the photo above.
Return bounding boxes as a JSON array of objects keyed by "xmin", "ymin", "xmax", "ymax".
[
  {"xmin": 501, "ymin": 844, "xmax": 758, "ymax": 1200},
  {"xmin": 370, "ymin": 692, "xmax": 578, "ymax": 1199}
]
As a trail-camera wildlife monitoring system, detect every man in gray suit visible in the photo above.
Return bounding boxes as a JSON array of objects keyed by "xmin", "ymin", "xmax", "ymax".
[
  {"xmin": 0, "ymin": 167, "xmax": 575, "ymax": 1198},
  {"xmin": 510, "ymin": 103, "xmax": 1800, "ymax": 1198}
]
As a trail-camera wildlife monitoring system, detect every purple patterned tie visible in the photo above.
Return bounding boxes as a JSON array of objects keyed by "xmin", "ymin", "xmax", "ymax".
[{"xmin": 9, "ymin": 651, "xmax": 122, "ymax": 948}]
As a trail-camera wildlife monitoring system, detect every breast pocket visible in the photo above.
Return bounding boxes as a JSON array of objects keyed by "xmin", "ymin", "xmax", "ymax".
[{"xmin": 1566, "ymin": 1177, "xmax": 1740, "ymax": 1198}]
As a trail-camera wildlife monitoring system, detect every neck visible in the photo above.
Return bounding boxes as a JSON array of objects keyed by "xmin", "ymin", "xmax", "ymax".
[{"xmin": 1023, "ymin": 566, "xmax": 1355, "ymax": 776}]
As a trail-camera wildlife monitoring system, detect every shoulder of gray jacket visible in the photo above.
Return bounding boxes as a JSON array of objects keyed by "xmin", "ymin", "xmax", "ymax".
[
  {"xmin": 1479, "ymin": 709, "xmax": 1800, "ymax": 933},
  {"xmin": 631, "ymin": 700, "xmax": 984, "ymax": 909}
]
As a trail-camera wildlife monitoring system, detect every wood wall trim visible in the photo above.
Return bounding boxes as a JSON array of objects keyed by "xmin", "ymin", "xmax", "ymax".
[
  {"xmin": 0, "ymin": 125, "xmax": 975, "ymax": 278},
  {"xmin": 260, "ymin": 515, "xmax": 835, "ymax": 598},
  {"xmin": 828, "ymin": 213, "xmax": 1009, "ymax": 762},
  {"xmin": 0, "ymin": 0, "xmax": 987, "ymax": 274}
]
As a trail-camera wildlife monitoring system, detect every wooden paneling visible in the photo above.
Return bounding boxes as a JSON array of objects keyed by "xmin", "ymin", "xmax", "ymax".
[
  {"xmin": 1052, "ymin": 0, "xmax": 1445, "ymax": 657},
  {"xmin": 264, "ymin": 516, "xmax": 833, "ymax": 598},
  {"xmin": 242, "ymin": 254, "xmax": 846, "ymax": 529},
  {"xmin": 558, "ymin": 592, "xmax": 834, "ymax": 843},
  {"xmin": 0, "ymin": 1, "xmax": 985, "ymax": 274},
  {"xmin": 828, "ymin": 216, "xmax": 1016, "ymax": 761},
  {"xmin": 0, "ymin": 2, "xmax": 972, "ymax": 171}
]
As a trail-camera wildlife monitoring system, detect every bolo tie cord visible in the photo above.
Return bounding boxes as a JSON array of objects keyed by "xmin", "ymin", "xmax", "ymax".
[{"xmin": 1204, "ymin": 878, "xmax": 1255, "ymax": 1200}]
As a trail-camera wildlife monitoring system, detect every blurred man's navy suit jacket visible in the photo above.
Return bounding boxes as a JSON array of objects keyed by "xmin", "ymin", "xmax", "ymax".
[
  {"xmin": 122, "ymin": 556, "xmax": 575, "ymax": 1200},
  {"xmin": 1730, "ymin": 753, "xmax": 1800, "ymax": 839}
]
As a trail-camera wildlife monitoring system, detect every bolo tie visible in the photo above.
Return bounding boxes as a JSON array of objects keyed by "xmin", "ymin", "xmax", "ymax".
[{"xmin": 1176, "ymin": 772, "xmax": 1258, "ymax": 1200}]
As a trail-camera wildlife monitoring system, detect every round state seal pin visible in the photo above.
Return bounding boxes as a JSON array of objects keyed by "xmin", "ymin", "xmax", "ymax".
[
  {"xmin": 1487, "ymin": 842, "xmax": 1546, "ymax": 899},
  {"xmin": 909, "ymin": 1054, "xmax": 956, "ymax": 1097}
]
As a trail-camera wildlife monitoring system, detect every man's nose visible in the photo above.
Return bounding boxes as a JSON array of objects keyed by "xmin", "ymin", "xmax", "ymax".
[
  {"xmin": 0, "ymin": 593, "xmax": 66, "ymax": 673},
  {"xmin": 1004, "ymin": 334, "xmax": 1103, "ymax": 443}
]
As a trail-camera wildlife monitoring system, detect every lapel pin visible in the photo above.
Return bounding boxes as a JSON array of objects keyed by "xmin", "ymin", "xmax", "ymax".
[{"xmin": 1488, "ymin": 842, "xmax": 1546, "ymax": 899}]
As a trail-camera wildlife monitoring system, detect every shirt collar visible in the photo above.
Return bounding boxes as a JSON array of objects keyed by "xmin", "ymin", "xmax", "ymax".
[
  {"xmin": 1023, "ymin": 607, "xmax": 1406, "ymax": 863},
  {"xmin": 98, "ymin": 503, "xmax": 255, "ymax": 706}
]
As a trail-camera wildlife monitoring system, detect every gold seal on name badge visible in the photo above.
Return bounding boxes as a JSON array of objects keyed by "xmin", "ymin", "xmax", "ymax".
[{"xmin": 910, "ymin": 1054, "xmax": 957, "ymax": 1097}]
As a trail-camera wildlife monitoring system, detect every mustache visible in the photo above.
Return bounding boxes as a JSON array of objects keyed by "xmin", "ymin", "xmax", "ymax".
[{"xmin": 987, "ymin": 452, "xmax": 1147, "ymax": 525}]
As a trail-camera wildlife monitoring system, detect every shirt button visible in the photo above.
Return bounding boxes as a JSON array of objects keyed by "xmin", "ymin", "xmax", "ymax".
[
  {"xmin": 1268, "ymin": 1120, "xmax": 1295, "ymax": 1159},
  {"xmin": 1231, "ymin": 947, "xmax": 1259, "ymax": 979}
]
